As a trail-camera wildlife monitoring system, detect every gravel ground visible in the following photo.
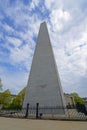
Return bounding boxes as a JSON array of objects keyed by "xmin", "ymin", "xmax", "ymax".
[{"xmin": 0, "ymin": 117, "xmax": 87, "ymax": 130}]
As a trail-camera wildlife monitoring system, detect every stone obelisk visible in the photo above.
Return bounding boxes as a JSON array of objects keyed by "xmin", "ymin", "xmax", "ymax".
[{"xmin": 23, "ymin": 22, "xmax": 66, "ymax": 114}]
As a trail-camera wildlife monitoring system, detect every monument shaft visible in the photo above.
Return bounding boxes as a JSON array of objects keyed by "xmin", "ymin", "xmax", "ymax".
[{"xmin": 23, "ymin": 22, "xmax": 66, "ymax": 114}]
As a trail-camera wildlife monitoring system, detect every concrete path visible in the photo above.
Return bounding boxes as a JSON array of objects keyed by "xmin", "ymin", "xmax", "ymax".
[{"xmin": 0, "ymin": 117, "xmax": 87, "ymax": 130}]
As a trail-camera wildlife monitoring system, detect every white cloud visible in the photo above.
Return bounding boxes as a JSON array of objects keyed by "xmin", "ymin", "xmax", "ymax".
[
  {"xmin": 45, "ymin": 0, "xmax": 87, "ymax": 11},
  {"xmin": 45, "ymin": 0, "xmax": 62, "ymax": 10},
  {"xmin": 3, "ymin": 23, "xmax": 14, "ymax": 32},
  {"xmin": 10, "ymin": 44, "xmax": 32, "ymax": 63},
  {"xmin": 50, "ymin": 9, "xmax": 71, "ymax": 31},
  {"xmin": 29, "ymin": 0, "xmax": 40, "ymax": 10},
  {"xmin": 6, "ymin": 36, "xmax": 22, "ymax": 47}
]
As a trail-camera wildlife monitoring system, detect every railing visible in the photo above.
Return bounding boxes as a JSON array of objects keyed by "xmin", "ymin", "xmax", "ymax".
[{"xmin": 0, "ymin": 103, "xmax": 87, "ymax": 121}]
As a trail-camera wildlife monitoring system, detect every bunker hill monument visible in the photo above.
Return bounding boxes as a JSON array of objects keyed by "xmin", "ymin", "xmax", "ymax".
[{"xmin": 23, "ymin": 22, "xmax": 66, "ymax": 114}]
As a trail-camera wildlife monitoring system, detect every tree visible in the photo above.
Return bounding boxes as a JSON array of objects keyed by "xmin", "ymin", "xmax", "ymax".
[
  {"xmin": 71, "ymin": 93, "xmax": 87, "ymax": 115},
  {"xmin": 0, "ymin": 89, "xmax": 12, "ymax": 109},
  {"xmin": 0, "ymin": 78, "xmax": 3, "ymax": 90},
  {"xmin": 71, "ymin": 92, "xmax": 84, "ymax": 105},
  {"xmin": 10, "ymin": 87, "xmax": 26, "ymax": 110},
  {"xmin": 18, "ymin": 87, "xmax": 26, "ymax": 103}
]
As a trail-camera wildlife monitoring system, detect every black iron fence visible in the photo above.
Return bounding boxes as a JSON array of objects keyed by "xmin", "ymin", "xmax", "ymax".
[{"xmin": 0, "ymin": 103, "xmax": 87, "ymax": 121}]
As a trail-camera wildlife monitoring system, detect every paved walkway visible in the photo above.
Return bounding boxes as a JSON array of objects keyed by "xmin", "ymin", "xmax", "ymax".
[{"xmin": 0, "ymin": 117, "xmax": 87, "ymax": 130}]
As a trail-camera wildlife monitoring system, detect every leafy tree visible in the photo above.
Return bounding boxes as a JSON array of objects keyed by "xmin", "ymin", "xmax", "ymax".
[
  {"xmin": 0, "ymin": 78, "xmax": 3, "ymax": 90},
  {"xmin": 10, "ymin": 87, "xmax": 26, "ymax": 110},
  {"xmin": 18, "ymin": 87, "xmax": 26, "ymax": 102},
  {"xmin": 0, "ymin": 89, "xmax": 12, "ymax": 109},
  {"xmin": 71, "ymin": 92, "xmax": 84, "ymax": 105}
]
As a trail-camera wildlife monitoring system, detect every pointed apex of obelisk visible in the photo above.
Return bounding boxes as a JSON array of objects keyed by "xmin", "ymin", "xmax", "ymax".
[
  {"xmin": 37, "ymin": 21, "xmax": 50, "ymax": 46},
  {"xmin": 41, "ymin": 21, "xmax": 46, "ymax": 25},
  {"xmin": 40, "ymin": 21, "xmax": 47, "ymax": 29}
]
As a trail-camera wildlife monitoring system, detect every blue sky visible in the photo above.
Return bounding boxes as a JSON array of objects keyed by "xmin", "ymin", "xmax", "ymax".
[{"xmin": 0, "ymin": 0, "xmax": 87, "ymax": 97}]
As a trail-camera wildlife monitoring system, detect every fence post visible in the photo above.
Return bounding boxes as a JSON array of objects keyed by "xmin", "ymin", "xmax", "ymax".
[
  {"xmin": 25, "ymin": 103, "xmax": 29, "ymax": 118},
  {"xmin": 36, "ymin": 103, "xmax": 39, "ymax": 119}
]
